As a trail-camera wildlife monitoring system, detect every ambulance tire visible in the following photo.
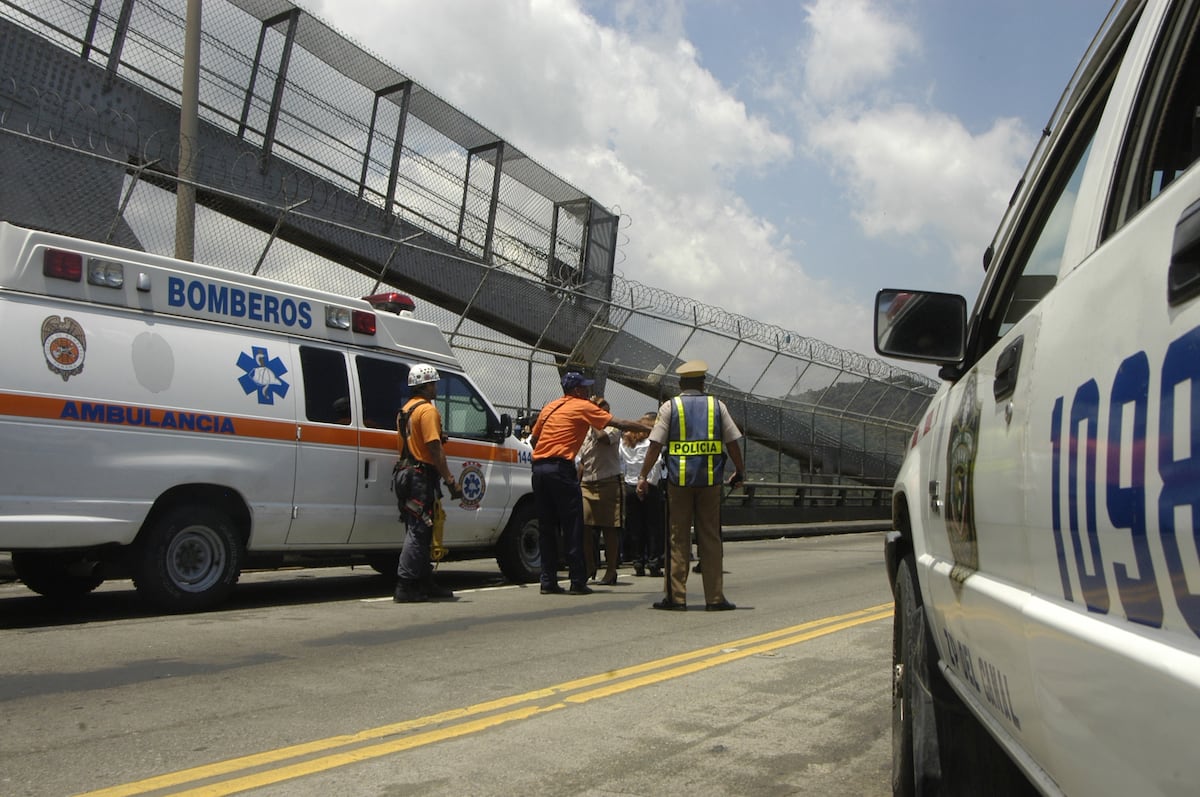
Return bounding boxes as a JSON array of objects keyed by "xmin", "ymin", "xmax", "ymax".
[
  {"xmin": 11, "ymin": 551, "xmax": 104, "ymax": 599},
  {"xmin": 893, "ymin": 554, "xmax": 1035, "ymax": 796},
  {"xmin": 366, "ymin": 553, "xmax": 400, "ymax": 581},
  {"xmin": 134, "ymin": 505, "xmax": 243, "ymax": 612},
  {"xmin": 496, "ymin": 503, "xmax": 539, "ymax": 584}
]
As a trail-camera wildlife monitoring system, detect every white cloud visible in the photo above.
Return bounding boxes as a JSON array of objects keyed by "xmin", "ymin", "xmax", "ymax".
[
  {"xmin": 299, "ymin": 0, "xmax": 1047, "ymax": 358},
  {"xmin": 808, "ymin": 106, "xmax": 1034, "ymax": 282},
  {"xmin": 300, "ymin": 0, "xmax": 885, "ymax": 353},
  {"xmin": 803, "ymin": 0, "xmax": 919, "ymax": 104},
  {"xmin": 793, "ymin": 0, "xmax": 1036, "ymax": 290}
]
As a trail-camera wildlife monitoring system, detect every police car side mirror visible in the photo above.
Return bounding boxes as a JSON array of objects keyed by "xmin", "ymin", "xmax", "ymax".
[{"xmin": 874, "ymin": 289, "xmax": 967, "ymax": 365}]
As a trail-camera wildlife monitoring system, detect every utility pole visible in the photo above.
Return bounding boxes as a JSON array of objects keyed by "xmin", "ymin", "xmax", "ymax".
[{"xmin": 175, "ymin": 0, "xmax": 201, "ymax": 260}]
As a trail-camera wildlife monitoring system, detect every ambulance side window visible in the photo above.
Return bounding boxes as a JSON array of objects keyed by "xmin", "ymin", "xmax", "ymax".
[
  {"xmin": 435, "ymin": 372, "xmax": 496, "ymax": 439},
  {"xmin": 355, "ymin": 356, "xmax": 409, "ymax": 429},
  {"xmin": 299, "ymin": 346, "xmax": 351, "ymax": 425}
]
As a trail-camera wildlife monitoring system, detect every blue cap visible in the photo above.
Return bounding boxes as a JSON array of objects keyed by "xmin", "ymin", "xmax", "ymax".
[{"xmin": 561, "ymin": 371, "xmax": 594, "ymax": 390}]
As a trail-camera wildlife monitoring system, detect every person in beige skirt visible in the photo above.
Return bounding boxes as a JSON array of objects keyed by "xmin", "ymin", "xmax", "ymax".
[{"xmin": 577, "ymin": 396, "xmax": 625, "ymax": 585}]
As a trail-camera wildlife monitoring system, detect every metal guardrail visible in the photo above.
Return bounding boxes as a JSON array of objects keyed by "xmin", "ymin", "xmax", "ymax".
[{"xmin": 721, "ymin": 481, "xmax": 892, "ymax": 526}]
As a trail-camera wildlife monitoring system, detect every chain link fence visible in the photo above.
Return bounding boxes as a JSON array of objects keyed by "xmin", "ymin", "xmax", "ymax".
[{"xmin": 0, "ymin": 0, "xmax": 938, "ymax": 488}]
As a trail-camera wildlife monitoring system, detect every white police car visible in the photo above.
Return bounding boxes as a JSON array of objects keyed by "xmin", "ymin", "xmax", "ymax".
[{"xmin": 874, "ymin": 0, "xmax": 1200, "ymax": 794}]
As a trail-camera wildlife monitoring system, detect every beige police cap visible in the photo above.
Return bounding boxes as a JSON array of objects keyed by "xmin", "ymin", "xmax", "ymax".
[{"xmin": 675, "ymin": 359, "xmax": 708, "ymax": 378}]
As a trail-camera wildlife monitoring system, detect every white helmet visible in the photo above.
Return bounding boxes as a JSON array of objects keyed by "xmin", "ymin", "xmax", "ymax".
[{"xmin": 408, "ymin": 363, "xmax": 440, "ymax": 387}]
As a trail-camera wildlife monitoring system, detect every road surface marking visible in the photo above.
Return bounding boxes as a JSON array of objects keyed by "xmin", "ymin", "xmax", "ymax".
[{"xmin": 80, "ymin": 602, "xmax": 892, "ymax": 796}]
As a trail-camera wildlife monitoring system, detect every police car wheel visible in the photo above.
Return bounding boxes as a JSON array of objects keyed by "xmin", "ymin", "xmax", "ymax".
[
  {"xmin": 496, "ymin": 503, "xmax": 539, "ymax": 583},
  {"xmin": 134, "ymin": 505, "xmax": 243, "ymax": 612},
  {"xmin": 893, "ymin": 554, "xmax": 934, "ymax": 795},
  {"xmin": 11, "ymin": 551, "xmax": 104, "ymax": 599},
  {"xmin": 894, "ymin": 554, "xmax": 1037, "ymax": 796}
]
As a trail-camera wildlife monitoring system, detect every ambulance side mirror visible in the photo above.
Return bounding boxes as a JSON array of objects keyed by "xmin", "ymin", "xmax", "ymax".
[{"xmin": 497, "ymin": 413, "xmax": 514, "ymax": 441}]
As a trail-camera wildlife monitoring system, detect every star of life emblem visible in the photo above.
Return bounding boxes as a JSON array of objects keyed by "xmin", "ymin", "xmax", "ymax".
[
  {"xmin": 457, "ymin": 461, "xmax": 485, "ymax": 510},
  {"xmin": 237, "ymin": 345, "xmax": 289, "ymax": 405}
]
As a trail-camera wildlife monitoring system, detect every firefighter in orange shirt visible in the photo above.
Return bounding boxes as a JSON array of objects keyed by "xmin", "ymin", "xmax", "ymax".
[{"xmin": 529, "ymin": 371, "xmax": 650, "ymax": 595}]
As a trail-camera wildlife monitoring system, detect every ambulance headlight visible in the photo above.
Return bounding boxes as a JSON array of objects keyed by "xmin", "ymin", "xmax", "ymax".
[
  {"xmin": 326, "ymin": 307, "xmax": 352, "ymax": 330},
  {"xmin": 87, "ymin": 258, "xmax": 125, "ymax": 288}
]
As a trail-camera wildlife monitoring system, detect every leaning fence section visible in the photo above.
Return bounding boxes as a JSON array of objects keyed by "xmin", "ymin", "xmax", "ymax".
[{"xmin": 0, "ymin": 0, "xmax": 938, "ymax": 490}]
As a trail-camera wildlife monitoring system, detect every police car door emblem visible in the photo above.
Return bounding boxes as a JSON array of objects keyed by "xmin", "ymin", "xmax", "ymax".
[
  {"xmin": 236, "ymin": 346, "xmax": 289, "ymax": 404},
  {"xmin": 41, "ymin": 316, "xmax": 86, "ymax": 381},
  {"xmin": 945, "ymin": 370, "xmax": 980, "ymax": 571}
]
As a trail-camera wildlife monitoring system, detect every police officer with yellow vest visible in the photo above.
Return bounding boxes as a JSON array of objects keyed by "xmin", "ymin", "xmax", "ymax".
[{"xmin": 636, "ymin": 360, "xmax": 745, "ymax": 611}]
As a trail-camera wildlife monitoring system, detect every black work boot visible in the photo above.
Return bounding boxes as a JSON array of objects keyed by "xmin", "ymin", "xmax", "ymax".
[
  {"xmin": 393, "ymin": 580, "xmax": 429, "ymax": 603},
  {"xmin": 423, "ymin": 574, "xmax": 454, "ymax": 600}
]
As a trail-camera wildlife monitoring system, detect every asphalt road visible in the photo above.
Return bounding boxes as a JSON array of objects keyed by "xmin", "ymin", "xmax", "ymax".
[{"xmin": 0, "ymin": 532, "xmax": 895, "ymax": 796}]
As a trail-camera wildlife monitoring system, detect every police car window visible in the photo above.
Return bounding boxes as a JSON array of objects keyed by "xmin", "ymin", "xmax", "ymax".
[
  {"xmin": 434, "ymin": 372, "xmax": 494, "ymax": 439},
  {"xmin": 355, "ymin": 356, "xmax": 408, "ymax": 430},
  {"xmin": 980, "ymin": 63, "xmax": 1119, "ymax": 347},
  {"xmin": 1105, "ymin": 1, "xmax": 1200, "ymax": 233},
  {"xmin": 299, "ymin": 346, "xmax": 351, "ymax": 425},
  {"xmin": 998, "ymin": 135, "xmax": 1095, "ymax": 337}
]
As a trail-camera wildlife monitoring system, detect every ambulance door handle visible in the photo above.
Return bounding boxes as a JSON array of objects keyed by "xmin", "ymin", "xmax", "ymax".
[
  {"xmin": 364, "ymin": 460, "xmax": 370, "ymax": 480},
  {"xmin": 1168, "ymin": 197, "xmax": 1200, "ymax": 306}
]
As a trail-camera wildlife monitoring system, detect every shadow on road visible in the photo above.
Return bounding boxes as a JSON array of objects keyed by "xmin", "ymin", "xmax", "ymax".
[{"xmin": 0, "ymin": 566, "xmax": 514, "ymax": 629}]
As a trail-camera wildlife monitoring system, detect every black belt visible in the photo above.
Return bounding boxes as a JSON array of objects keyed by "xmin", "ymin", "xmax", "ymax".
[{"xmin": 533, "ymin": 457, "xmax": 573, "ymax": 466}]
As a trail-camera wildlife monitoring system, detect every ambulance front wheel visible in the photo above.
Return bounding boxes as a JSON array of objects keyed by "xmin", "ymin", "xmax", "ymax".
[
  {"xmin": 366, "ymin": 552, "xmax": 400, "ymax": 581},
  {"xmin": 134, "ymin": 504, "xmax": 243, "ymax": 612},
  {"xmin": 496, "ymin": 503, "xmax": 539, "ymax": 584}
]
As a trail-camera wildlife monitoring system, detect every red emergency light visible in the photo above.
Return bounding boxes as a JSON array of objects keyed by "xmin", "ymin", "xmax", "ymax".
[
  {"xmin": 43, "ymin": 249, "xmax": 83, "ymax": 282},
  {"xmin": 362, "ymin": 292, "xmax": 416, "ymax": 315},
  {"xmin": 351, "ymin": 310, "xmax": 377, "ymax": 335}
]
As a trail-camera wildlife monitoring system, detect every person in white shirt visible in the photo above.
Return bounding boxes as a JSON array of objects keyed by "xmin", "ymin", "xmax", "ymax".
[{"xmin": 621, "ymin": 412, "xmax": 663, "ymax": 578}]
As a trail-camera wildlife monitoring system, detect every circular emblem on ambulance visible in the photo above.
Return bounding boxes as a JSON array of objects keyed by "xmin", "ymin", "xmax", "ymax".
[
  {"xmin": 945, "ymin": 370, "xmax": 980, "ymax": 571},
  {"xmin": 41, "ymin": 316, "xmax": 87, "ymax": 381},
  {"xmin": 457, "ymin": 461, "xmax": 485, "ymax": 510}
]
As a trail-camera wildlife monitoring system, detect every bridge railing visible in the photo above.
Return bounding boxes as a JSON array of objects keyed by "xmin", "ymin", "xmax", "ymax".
[{"xmin": 720, "ymin": 481, "xmax": 893, "ymax": 525}]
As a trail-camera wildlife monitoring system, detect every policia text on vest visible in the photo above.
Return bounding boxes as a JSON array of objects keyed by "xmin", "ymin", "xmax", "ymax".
[{"xmin": 667, "ymin": 440, "xmax": 723, "ymax": 456}]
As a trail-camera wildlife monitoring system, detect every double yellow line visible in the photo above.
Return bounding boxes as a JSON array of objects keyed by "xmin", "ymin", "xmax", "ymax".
[{"xmin": 82, "ymin": 603, "xmax": 892, "ymax": 797}]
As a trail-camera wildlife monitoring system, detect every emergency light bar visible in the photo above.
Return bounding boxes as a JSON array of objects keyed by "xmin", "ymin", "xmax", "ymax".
[
  {"xmin": 325, "ymin": 306, "xmax": 377, "ymax": 335},
  {"xmin": 363, "ymin": 292, "xmax": 415, "ymax": 315},
  {"xmin": 87, "ymin": 258, "xmax": 125, "ymax": 288},
  {"xmin": 352, "ymin": 310, "xmax": 376, "ymax": 335},
  {"xmin": 43, "ymin": 249, "xmax": 125, "ymax": 289},
  {"xmin": 43, "ymin": 249, "xmax": 83, "ymax": 282}
]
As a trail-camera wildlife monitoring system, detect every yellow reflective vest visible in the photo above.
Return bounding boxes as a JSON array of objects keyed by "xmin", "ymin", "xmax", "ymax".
[{"xmin": 665, "ymin": 394, "xmax": 727, "ymax": 487}]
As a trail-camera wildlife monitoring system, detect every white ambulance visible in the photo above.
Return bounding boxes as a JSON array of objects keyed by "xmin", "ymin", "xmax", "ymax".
[
  {"xmin": 0, "ymin": 222, "xmax": 540, "ymax": 611},
  {"xmin": 874, "ymin": 0, "xmax": 1200, "ymax": 794}
]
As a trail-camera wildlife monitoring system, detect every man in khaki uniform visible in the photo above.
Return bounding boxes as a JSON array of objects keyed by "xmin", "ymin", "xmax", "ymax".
[{"xmin": 636, "ymin": 360, "xmax": 745, "ymax": 611}]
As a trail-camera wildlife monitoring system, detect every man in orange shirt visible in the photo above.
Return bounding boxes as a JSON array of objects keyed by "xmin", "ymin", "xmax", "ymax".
[
  {"xmin": 530, "ymin": 371, "xmax": 650, "ymax": 595},
  {"xmin": 394, "ymin": 363, "xmax": 460, "ymax": 603}
]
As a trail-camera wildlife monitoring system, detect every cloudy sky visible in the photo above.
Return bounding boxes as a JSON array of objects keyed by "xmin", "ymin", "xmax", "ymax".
[{"xmin": 298, "ymin": 0, "xmax": 1112, "ymax": 358}]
